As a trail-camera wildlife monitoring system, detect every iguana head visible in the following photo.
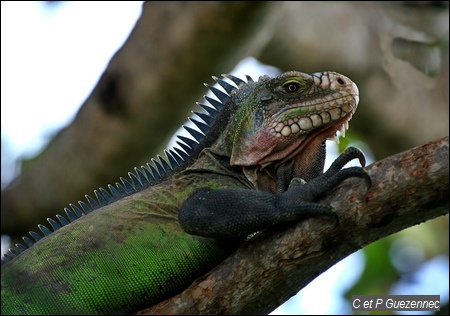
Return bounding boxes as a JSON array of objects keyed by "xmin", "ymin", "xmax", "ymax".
[{"xmin": 224, "ymin": 71, "xmax": 359, "ymax": 190}]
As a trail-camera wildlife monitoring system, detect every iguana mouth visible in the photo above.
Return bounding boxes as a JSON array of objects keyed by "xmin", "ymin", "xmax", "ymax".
[
  {"xmin": 269, "ymin": 99, "xmax": 357, "ymax": 167},
  {"xmin": 268, "ymin": 101, "xmax": 355, "ymax": 141}
]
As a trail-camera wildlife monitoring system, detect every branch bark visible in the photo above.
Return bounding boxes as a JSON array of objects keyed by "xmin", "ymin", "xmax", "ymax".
[{"xmin": 138, "ymin": 136, "xmax": 449, "ymax": 315}]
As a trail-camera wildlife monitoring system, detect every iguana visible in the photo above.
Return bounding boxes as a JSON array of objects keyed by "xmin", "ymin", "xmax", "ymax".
[{"xmin": 1, "ymin": 70, "xmax": 370, "ymax": 314}]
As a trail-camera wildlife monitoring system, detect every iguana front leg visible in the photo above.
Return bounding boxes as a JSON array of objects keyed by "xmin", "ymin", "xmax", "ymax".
[{"xmin": 179, "ymin": 147, "xmax": 371, "ymax": 239}]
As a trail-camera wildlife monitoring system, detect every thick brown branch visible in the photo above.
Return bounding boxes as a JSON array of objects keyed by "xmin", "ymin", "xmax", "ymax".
[{"xmin": 138, "ymin": 136, "xmax": 449, "ymax": 315}]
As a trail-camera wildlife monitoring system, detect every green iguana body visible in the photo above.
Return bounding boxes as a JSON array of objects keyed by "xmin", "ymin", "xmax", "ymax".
[{"xmin": 1, "ymin": 71, "xmax": 369, "ymax": 314}]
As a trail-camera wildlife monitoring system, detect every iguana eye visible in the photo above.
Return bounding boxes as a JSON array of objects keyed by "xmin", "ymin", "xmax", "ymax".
[{"xmin": 283, "ymin": 81, "xmax": 300, "ymax": 93}]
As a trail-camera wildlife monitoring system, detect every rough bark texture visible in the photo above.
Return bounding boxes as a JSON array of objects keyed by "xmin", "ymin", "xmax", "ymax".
[{"xmin": 138, "ymin": 136, "xmax": 449, "ymax": 315}]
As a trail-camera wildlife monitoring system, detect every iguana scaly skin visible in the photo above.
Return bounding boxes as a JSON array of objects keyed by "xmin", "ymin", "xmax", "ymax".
[{"xmin": 1, "ymin": 71, "xmax": 370, "ymax": 314}]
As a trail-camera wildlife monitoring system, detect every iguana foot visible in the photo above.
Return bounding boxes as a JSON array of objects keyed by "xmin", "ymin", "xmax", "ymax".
[
  {"xmin": 275, "ymin": 146, "xmax": 370, "ymax": 227},
  {"xmin": 285, "ymin": 146, "xmax": 371, "ymax": 203}
]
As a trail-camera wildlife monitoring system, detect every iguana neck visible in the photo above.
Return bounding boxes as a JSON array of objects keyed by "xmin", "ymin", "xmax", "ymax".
[
  {"xmin": 186, "ymin": 147, "xmax": 254, "ymax": 190},
  {"xmin": 205, "ymin": 136, "xmax": 325, "ymax": 194}
]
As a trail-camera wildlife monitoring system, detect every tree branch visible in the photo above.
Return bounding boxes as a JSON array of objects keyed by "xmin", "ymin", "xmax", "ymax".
[{"xmin": 138, "ymin": 136, "xmax": 449, "ymax": 315}]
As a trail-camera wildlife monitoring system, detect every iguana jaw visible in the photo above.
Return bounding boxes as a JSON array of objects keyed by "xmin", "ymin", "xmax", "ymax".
[{"xmin": 273, "ymin": 101, "xmax": 356, "ymax": 166}]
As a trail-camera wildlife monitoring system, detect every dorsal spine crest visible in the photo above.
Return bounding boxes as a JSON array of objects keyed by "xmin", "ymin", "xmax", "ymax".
[{"xmin": 1, "ymin": 74, "xmax": 255, "ymax": 265}]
